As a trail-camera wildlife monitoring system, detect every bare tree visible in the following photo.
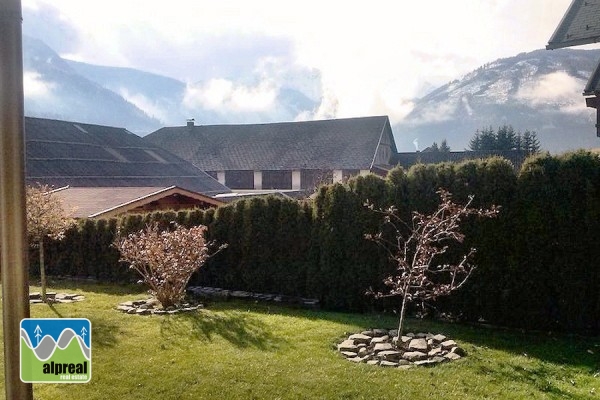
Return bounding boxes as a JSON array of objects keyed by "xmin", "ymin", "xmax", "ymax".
[
  {"xmin": 26, "ymin": 185, "xmax": 75, "ymax": 302},
  {"xmin": 366, "ymin": 189, "xmax": 499, "ymax": 336},
  {"xmin": 114, "ymin": 223, "xmax": 227, "ymax": 308}
]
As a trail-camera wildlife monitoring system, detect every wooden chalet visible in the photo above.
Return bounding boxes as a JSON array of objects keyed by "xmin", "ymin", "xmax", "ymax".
[
  {"xmin": 144, "ymin": 116, "xmax": 397, "ymax": 192},
  {"xmin": 52, "ymin": 186, "xmax": 224, "ymax": 219},
  {"xmin": 25, "ymin": 117, "xmax": 230, "ymax": 195},
  {"xmin": 547, "ymin": 0, "xmax": 600, "ymax": 136}
]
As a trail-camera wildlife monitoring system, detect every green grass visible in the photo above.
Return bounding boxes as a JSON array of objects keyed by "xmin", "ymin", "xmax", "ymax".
[{"xmin": 1, "ymin": 281, "xmax": 599, "ymax": 399}]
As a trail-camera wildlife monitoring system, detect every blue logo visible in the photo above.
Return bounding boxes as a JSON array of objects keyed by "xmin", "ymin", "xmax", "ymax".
[{"xmin": 20, "ymin": 318, "xmax": 91, "ymax": 383}]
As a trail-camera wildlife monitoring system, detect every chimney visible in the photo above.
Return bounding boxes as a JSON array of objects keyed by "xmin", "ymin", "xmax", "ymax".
[{"xmin": 186, "ymin": 118, "xmax": 195, "ymax": 127}]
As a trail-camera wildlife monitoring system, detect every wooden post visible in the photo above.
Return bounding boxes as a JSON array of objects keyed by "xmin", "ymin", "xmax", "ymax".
[{"xmin": 0, "ymin": 0, "xmax": 33, "ymax": 398}]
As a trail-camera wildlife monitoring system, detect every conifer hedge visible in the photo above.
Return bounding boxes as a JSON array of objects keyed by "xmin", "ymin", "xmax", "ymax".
[{"xmin": 34, "ymin": 151, "xmax": 600, "ymax": 334}]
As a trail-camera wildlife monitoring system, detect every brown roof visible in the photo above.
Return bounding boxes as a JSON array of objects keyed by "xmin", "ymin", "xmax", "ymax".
[{"xmin": 52, "ymin": 186, "xmax": 224, "ymax": 219}]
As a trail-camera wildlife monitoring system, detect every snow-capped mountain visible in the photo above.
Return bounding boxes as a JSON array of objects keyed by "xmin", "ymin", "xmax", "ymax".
[
  {"xmin": 394, "ymin": 49, "xmax": 600, "ymax": 153},
  {"xmin": 22, "ymin": 36, "xmax": 323, "ymax": 135}
]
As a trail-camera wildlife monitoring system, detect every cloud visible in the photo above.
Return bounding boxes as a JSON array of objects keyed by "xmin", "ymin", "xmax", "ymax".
[
  {"xmin": 183, "ymin": 79, "xmax": 278, "ymax": 113},
  {"xmin": 118, "ymin": 89, "xmax": 168, "ymax": 122},
  {"xmin": 21, "ymin": 0, "xmax": 577, "ymax": 125},
  {"xmin": 516, "ymin": 71, "xmax": 588, "ymax": 112},
  {"xmin": 23, "ymin": 71, "xmax": 55, "ymax": 99}
]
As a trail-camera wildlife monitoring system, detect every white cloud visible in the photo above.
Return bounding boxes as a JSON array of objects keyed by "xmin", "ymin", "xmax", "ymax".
[
  {"xmin": 516, "ymin": 71, "xmax": 588, "ymax": 110},
  {"xmin": 183, "ymin": 79, "xmax": 278, "ymax": 113},
  {"xmin": 118, "ymin": 89, "xmax": 167, "ymax": 122},
  {"xmin": 21, "ymin": 0, "xmax": 579, "ymax": 123},
  {"xmin": 23, "ymin": 71, "xmax": 55, "ymax": 99}
]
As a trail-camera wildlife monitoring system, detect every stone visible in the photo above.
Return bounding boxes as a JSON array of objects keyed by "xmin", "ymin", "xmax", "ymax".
[
  {"xmin": 367, "ymin": 360, "xmax": 380, "ymax": 366},
  {"xmin": 361, "ymin": 330, "xmax": 374, "ymax": 337},
  {"xmin": 414, "ymin": 359, "xmax": 442, "ymax": 366},
  {"xmin": 388, "ymin": 330, "xmax": 399, "ymax": 338},
  {"xmin": 116, "ymin": 305, "xmax": 133, "ymax": 312},
  {"xmin": 402, "ymin": 351, "xmax": 428, "ymax": 362},
  {"xmin": 432, "ymin": 356, "xmax": 447, "ymax": 364},
  {"xmin": 408, "ymin": 338, "xmax": 428, "ymax": 352},
  {"xmin": 373, "ymin": 343, "xmax": 394, "ymax": 353},
  {"xmin": 377, "ymin": 350, "xmax": 402, "ymax": 361},
  {"xmin": 349, "ymin": 356, "xmax": 368, "ymax": 363},
  {"xmin": 441, "ymin": 340, "xmax": 457, "ymax": 350},
  {"xmin": 397, "ymin": 359, "xmax": 411, "ymax": 366},
  {"xmin": 380, "ymin": 361, "xmax": 399, "ymax": 367},
  {"xmin": 370, "ymin": 335, "xmax": 389, "ymax": 344},
  {"xmin": 120, "ymin": 301, "xmax": 134, "ymax": 307},
  {"xmin": 444, "ymin": 352, "xmax": 461, "ymax": 361},
  {"xmin": 341, "ymin": 351, "xmax": 358, "ymax": 358},
  {"xmin": 358, "ymin": 347, "xmax": 369, "ymax": 357},
  {"xmin": 349, "ymin": 333, "xmax": 372, "ymax": 344},
  {"xmin": 432, "ymin": 334, "xmax": 447, "ymax": 343},
  {"xmin": 428, "ymin": 347, "xmax": 443, "ymax": 357},
  {"xmin": 372, "ymin": 329, "xmax": 389, "ymax": 337},
  {"xmin": 338, "ymin": 340, "xmax": 358, "ymax": 352},
  {"xmin": 450, "ymin": 346, "xmax": 466, "ymax": 356},
  {"xmin": 415, "ymin": 332, "xmax": 428, "ymax": 338}
]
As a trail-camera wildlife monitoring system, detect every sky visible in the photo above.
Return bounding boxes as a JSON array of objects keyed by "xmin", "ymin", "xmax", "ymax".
[{"xmin": 20, "ymin": 0, "xmax": 578, "ymax": 125}]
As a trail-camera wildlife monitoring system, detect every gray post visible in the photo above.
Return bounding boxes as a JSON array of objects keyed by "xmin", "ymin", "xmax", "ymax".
[{"xmin": 0, "ymin": 0, "xmax": 34, "ymax": 398}]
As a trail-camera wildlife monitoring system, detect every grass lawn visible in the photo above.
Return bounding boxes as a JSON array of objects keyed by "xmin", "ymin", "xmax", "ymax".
[{"xmin": 1, "ymin": 281, "xmax": 599, "ymax": 399}]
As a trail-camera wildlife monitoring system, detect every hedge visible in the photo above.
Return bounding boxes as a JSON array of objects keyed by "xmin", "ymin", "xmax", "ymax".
[{"xmin": 33, "ymin": 151, "xmax": 600, "ymax": 334}]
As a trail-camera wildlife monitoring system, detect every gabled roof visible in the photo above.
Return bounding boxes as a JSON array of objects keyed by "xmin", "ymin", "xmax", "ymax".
[
  {"xmin": 25, "ymin": 117, "xmax": 230, "ymax": 195},
  {"xmin": 547, "ymin": 0, "xmax": 600, "ymax": 49},
  {"xmin": 53, "ymin": 186, "xmax": 224, "ymax": 219},
  {"xmin": 145, "ymin": 116, "xmax": 396, "ymax": 171}
]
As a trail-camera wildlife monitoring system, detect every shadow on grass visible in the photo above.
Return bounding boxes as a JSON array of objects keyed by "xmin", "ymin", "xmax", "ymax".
[
  {"xmin": 87, "ymin": 316, "xmax": 120, "ymax": 348},
  {"xmin": 36, "ymin": 277, "xmax": 147, "ymax": 297},
  {"xmin": 160, "ymin": 309, "xmax": 286, "ymax": 351},
  {"xmin": 191, "ymin": 300, "xmax": 600, "ymax": 370}
]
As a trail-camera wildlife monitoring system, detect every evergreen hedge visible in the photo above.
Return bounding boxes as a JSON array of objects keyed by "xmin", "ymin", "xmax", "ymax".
[{"xmin": 34, "ymin": 151, "xmax": 600, "ymax": 334}]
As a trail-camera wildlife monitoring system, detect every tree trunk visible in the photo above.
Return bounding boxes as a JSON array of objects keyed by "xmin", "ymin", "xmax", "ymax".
[
  {"xmin": 39, "ymin": 239, "xmax": 47, "ymax": 302},
  {"xmin": 397, "ymin": 292, "xmax": 408, "ymax": 338}
]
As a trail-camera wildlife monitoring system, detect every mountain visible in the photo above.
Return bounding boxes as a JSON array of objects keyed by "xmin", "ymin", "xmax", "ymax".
[
  {"xmin": 394, "ymin": 49, "xmax": 600, "ymax": 153},
  {"xmin": 22, "ymin": 36, "xmax": 323, "ymax": 135},
  {"xmin": 23, "ymin": 36, "xmax": 162, "ymax": 134}
]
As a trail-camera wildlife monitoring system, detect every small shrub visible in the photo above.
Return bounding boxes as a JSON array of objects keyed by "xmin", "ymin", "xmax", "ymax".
[{"xmin": 114, "ymin": 222, "xmax": 226, "ymax": 308}]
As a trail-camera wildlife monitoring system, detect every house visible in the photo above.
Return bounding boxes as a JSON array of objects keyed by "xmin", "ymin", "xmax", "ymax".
[
  {"xmin": 547, "ymin": 0, "xmax": 600, "ymax": 136},
  {"xmin": 52, "ymin": 186, "xmax": 224, "ymax": 219},
  {"xmin": 144, "ymin": 116, "xmax": 397, "ymax": 192},
  {"xmin": 25, "ymin": 117, "xmax": 230, "ymax": 195}
]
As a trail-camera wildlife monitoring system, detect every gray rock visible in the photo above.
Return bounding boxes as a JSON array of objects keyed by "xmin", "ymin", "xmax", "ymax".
[
  {"xmin": 397, "ymin": 359, "xmax": 411, "ymax": 366},
  {"xmin": 370, "ymin": 335, "xmax": 389, "ymax": 344},
  {"xmin": 373, "ymin": 343, "xmax": 394, "ymax": 353},
  {"xmin": 367, "ymin": 360, "xmax": 380, "ymax": 366},
  {"xmin": 444, "ymin": 352, "xmax": 461, "ymax": 361},
  {"xmin": 428, "ymin": 347, "xmax": 443, "ymax": 357},
  {"xmin": 358, "ymin": 348, "xmax": 369, "ymax": 357},
  {"xmin": 450, "ymin": 346, "xmax": 466, "ymax": 356},
  {"xmin": 372, "ymin": 329, "xmax": 389, "ymax": 337},
  {"xmin": 380, "ymin": 360, "xmax": 399, "ymax": 367},
  {"xmin": 441, "ymin": 340, "xmax": 457, "ymax": 350},
  {"xmin": 349, "ymin": 333, "xmax": 372, "ymax": 344},
  {"xmin": 341, "ymin": 351, "xmax": 358, "ymax": 358},
  {"xmin": 361, "ymin": 330, "xmax": 374, "ymax": 337},
  {"xmin": 388, "ymin": 330, "xmax": 399, "ymax": 338},
  {"xmin": 338, "ymin": 340, "xmax": 358, "ymax": 352},
  {"xmin": 402, "ymin": 351, "xmax": 428, "ymax": 361},
  {"xmin": 408, "ymin": 338, "xmax": 428, "ymax": 352},
  {"xmin": 377, "ymin": 350, "xmax": 402, "ymax": 361},
  {"xmin": 432, "ymin": 334, "xmax": 447, "ymax": 342},
  {"xmin": 349, "ymin": 356, "xmax": 368, "ymax": 363}
]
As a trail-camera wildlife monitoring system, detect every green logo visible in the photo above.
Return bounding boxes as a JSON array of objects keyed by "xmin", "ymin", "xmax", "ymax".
[{"xmin": 20, "ymin": 318, "xmax": 91, "ymax": 383}]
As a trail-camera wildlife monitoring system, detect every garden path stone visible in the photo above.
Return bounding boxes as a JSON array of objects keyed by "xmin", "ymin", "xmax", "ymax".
[{"xmin": 408, "ymin": 338, "xmax": 428, "ymax": 351}]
